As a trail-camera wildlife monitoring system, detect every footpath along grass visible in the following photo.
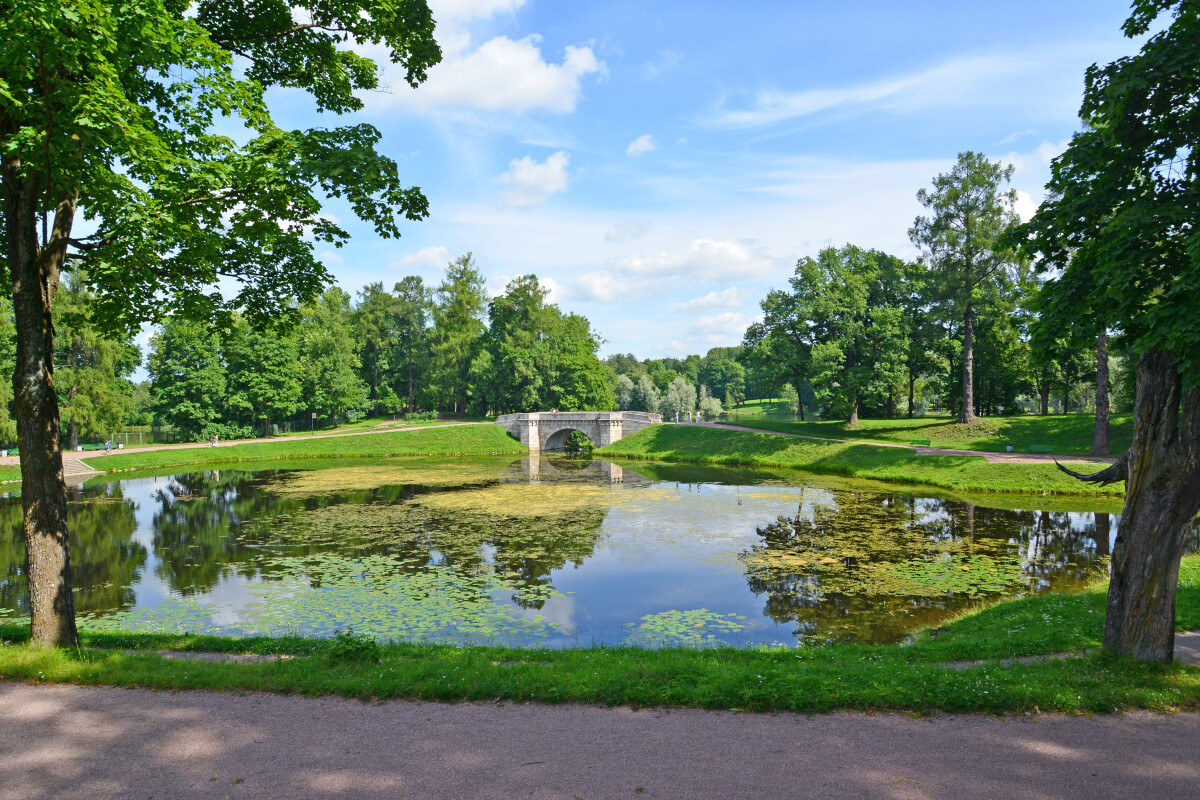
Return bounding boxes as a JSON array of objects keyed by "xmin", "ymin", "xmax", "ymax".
[
  {"xmin": 723, "ymin": 405, "xmax": 1133, "ymax": 456},
  {"xmin": 1, "ymin": 557, "xmax": 1197, "ymax": 713},
  {"xmin": 82, "ymin": 424, "xmax": 524, "ymax": 474},
  {"xmin": 597, "ymin": 425, "xmax": 1123, "ymax": 497}
]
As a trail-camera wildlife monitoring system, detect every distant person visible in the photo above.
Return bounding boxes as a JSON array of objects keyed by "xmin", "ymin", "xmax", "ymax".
[
  {"xmin": 675, "ymin": 411, "xmax": 679, "ymax": 424},
  {"xmin": 104, "ymin": 439, "xmax": 111, "ymax": 454},
  {"xmin": 697, "ymin": 411, "xmax": 703, "ymax": 424}
]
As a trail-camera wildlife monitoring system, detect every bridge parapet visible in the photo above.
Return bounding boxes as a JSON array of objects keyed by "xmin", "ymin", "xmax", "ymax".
[{"xmin": 494, "ymin": 411, "xmax": 661, "ymax": 453}]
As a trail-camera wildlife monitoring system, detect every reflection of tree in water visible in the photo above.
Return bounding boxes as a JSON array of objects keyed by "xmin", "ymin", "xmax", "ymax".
[
  {"xmin": 150, "ymin": 468, "xmax": 607, "ymax": 609},
  {"xmin": 0, "ymin": 486, "xmax": 144, "ymax": 616},
  {"xmin": 741, "ymin": 492, "xmax": 1111, "ymax": 643}
]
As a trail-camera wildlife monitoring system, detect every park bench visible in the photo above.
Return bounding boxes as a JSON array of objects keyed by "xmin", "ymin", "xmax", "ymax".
[
  {"xmin": 909, "ymin": 439, "xmax": 931, "ymax": 447},
  {"xmin": 1029, "ymin": 444, "xmax": 1053, "ymax": 453}
]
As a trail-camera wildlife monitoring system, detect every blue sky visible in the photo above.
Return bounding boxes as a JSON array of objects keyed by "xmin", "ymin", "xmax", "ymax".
[{"xmin": 267, "ymin": 0, "xmax": 1140, "ymax": 360}]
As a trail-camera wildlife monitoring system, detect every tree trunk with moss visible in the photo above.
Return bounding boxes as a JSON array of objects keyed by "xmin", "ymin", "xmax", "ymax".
[
  {"xmin": 3, "ymin": 164, "xmax": 78, "ymax": 647},
  {"xmin": 1060, "ymin": 351, "xmax": 1200, "ymax": 662}
]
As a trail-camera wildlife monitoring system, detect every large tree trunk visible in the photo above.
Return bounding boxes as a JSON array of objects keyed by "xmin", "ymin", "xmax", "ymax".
[
  {"xmin": 1039, "ymin": 379, "xmax": 1050, "ymax": 416},
  {"xmin": 3, "ymin": 164, "xmax": 78, "ymax": 647},
  {"xmin": 960, "ymin": 304, "xmax": 975, "ymax": 424},
  {"xmin": 848, "ymin": 395, "xmax": 859, "ymax": 425},
  {"xmin": 1086, "ymin": 351, "xmax": 1200, "ymax": 662},
  {"xmin": 1092, "ymin": 328, "xmax": 1111, "ymax": 456}
]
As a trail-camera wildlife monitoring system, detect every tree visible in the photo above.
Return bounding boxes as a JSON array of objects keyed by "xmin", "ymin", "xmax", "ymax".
[
  {"xmin": 1, "ymin": 0, "xmax": 439, "ymax": 645},
  {"xmin": 147, "ymin": 318, "xmax": 227, "ymax": 441},
  {"xmin": 299, "ymin": 288, "xmax": 366, "ymax": 425},
  {"xmin": 225, "ymin": 317, "xmax": 303, "ymax": 437},
  {"xmin": 53, "ymin": 276, "xmax": 140, "ymax": 448},
  {"xmin": 1017, "ymin": 1, "xmax": 1200, "ymax": 661},
  {"xmin": 429, "ymin": 254, "xmax": 486, "ymax": 413},
  {"xmin": 743, "ymin": 259, "xmax": 819, "ymax": 419},
  {"xmin": 805, "ymin": 245, "xmax": 907, "ymax": 423},
  {"xmin": 910, "ymin": 152, "xmax": 1022, "ymax": 424},
  {"xmin": 632, "ymin": 375, "xmax": 661, "ymax": 414},
  {"xmin": 780, "ymin": 383, "xmax": 800, "ymax": 416},
  {"xmin": 393, "ymin": 276, "xmax": 430, "ymax": 412},
  {"xmin": 353, "ymin": 283, "xmax": 400, "ymax": 413},
  {"xmin": 616, "ymin": 374, "xmax": 636, "ymax": 411},
  {"xmin": 660, "ymin": 376, "xmax": 697, "ymax": 420}
]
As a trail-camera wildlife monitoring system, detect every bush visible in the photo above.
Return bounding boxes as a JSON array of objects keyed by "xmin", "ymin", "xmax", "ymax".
[
  {"xmin": 402, "ymin": 410, "xmax": 437, "ymax": 422},
  {"xmin": 192, "ymin": 422, "xmax": 255, "ymax": 442},
  {"xmin": 325, "ymin": 630, "xmax": 381, "ymax": 663}
]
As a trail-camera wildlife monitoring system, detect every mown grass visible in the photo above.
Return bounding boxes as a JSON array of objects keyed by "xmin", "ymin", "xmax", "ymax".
[
  {"xmin": 597, "ymin": 425, "xmax": 1123, "ymax": 496},
  {"xmin": 81, "ymin": 424, "xmax": 524, "ymax": 474},
  {"xmin": 1, "ymin": 556, "xmax": 1197, "ymax": 713},
  {"xmin": 723, "ymin": 407, "xmax": 1133, "ymax": 456}
]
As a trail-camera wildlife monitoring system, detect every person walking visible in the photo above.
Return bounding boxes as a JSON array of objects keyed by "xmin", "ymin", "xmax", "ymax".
[{"xmin": 104, "ymin": 439, "xmax": 111, "ymax": 454}]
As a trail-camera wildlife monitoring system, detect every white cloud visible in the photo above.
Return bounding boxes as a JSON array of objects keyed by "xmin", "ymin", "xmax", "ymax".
[
  {"xmin": 385, "ymin": 35, "xmax": 605, "ymax": 113},
  {"xmin": 1002, "ymin": 139, "xmax": 1069, "ymax": 175},
  {"xmin": 609, "ymin": 239, "xmax": 777, "ymax": 281},
  {"xmin": 498, "ymin": 151, "xmax": 570, "ymax": 207},
  {"xmin": 318, "ymin": 250, "xmax": 343, "ymax": 265},
  {"xmin": 604, "ymin": 221, "xmax": 647, "ymax": 243},
  {"xmin": 574, "ymin": 271, "xmax": 655, "ymax": 303},
  {"xmin": 388, "ymin": 245, "xmax": 451, "ymax": 270},
  {"xmin": 1013, "ymin": 190, "xmax": 1038, "ymax": 223},
  {"xmin": 643, "ymin": 49, "xmax": 683, "ymax": 82},
  {"xmin": 705, "ymin": 49, "xmax": 1085, "ymax": 128},
  {"xmin": 429, "ymin": 0, "xmax": 524, "ymax": 21},
  {"xmin": 677, "ymin": 287, "xmax": 744, "ymax": 312},
  {"xmin": 626, "ymin": 134, "xmax": 656, "ymax": 157},
  {"xmin": 999, "ymin": 129, "xmax": 1037, "ymax": 145}
]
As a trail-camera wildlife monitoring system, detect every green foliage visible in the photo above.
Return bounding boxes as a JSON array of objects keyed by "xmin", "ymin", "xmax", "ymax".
[
  {"xmin": 780, "ymin": 384, "xmax": 800, "ymax": 416},
  {"xmin": 428, "ymin": 254, "xmax": 487, "ymax": 413},
  {"xmin": 147, "ymin": 318, "xmax": 227, "ymax": 440},
  {"xmin": 53, "ymin": 275, "xmax": 140, "ymax": 444},
  {"xmin": 299, "ymin": 288, "xmax": 368, "ymax": 424},
  {"xmin": 326, "ymin": 631, "xmax": 383, "ymax": 664},
  {"xmin": 1018, "ymin": 2, "xmax": 1199, "ymax": 383},
  {"xmin": 910, "ymin": 152, "xmax": 1023, "ymax": 420},
  {"xmin": 224, "ymin": 316, "xmax": 302, "ymax": 435}
]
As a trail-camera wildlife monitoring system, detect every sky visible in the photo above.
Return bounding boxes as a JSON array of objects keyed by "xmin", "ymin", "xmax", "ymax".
[{"xmin": 264, "ymin": 0, "xmax": 1143, "ymax": 361}]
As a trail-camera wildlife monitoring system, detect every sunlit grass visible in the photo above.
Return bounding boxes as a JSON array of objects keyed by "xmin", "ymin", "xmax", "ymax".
[
  {"xmin": 598, "ymin": 425, "xmax": 1124, "ymax": 496},
  {"xmin": 723, "ymin": 409, "xmax": 1133, "ymax": 456}
]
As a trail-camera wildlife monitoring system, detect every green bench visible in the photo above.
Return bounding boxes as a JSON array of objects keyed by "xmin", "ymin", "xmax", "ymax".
[
  {"xmin": 909, "ymin": 439, "xmax": 931, "ymax": 447},
  {"xmin": 1029, "ymin": 444, "xmax": 1053, "ymax": 453},
  {"xmin": 79, "ymin": 444, "xmax": 105, "ymax": 451}
]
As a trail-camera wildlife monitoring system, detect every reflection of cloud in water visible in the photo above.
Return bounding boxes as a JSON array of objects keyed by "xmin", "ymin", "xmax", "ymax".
[
  {"xmin": 510, "ymin": 594, "xmax": 576, "ymax": 633},
  {"xmin": 185, "ymin": 573, "xmax": 262, "ymax": 627}
]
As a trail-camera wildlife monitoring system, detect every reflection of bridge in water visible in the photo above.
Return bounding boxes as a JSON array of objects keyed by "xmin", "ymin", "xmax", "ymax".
[
  {"xmin": 494, "ymin": 411, "xmax": 661, "ymax": 455},
  {"xmin": 505, "ymin": 456, "xmax": 655, "ymax": 486}
]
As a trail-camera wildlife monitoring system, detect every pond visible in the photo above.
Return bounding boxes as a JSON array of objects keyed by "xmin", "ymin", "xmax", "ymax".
[{"xmin": 0, "ymin": 456, "xmax": 1187, "ymax": 648}]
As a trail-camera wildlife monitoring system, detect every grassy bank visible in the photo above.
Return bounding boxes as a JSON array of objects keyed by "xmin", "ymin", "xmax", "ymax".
[
  {"xmin": 597, "ymin": 425, "xmax": 1123, "ymax": 496},
  {"xmin": 1, "ymin": 557, "xmax": 1197, "ymax": 714},
  {"xmin": 82, "ymin": 424, "xmax": 524, "ymax": 475},
  {"xmin": 723, "ymin": 406, "xmax": 1133, "ymax": 456}
]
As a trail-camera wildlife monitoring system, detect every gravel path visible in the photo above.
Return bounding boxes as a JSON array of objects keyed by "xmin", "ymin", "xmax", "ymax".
[
  {"xmin": 695, "ymin": 422, "xmax": 1118, "ymax": 466},
  {"xmin": 2, "ymin": 682, "xmax": 1197, "ymax": 800}
]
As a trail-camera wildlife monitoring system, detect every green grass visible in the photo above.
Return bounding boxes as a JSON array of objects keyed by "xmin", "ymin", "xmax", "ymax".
[
  {"xmin": 1, "ymin": 556, "xmax": 1197, "ymax": 714},
  {"xmin": 723, "ymin": 408, "xmax": 1133, "ymax": 456},
  {"xmin": 81, "ymin": 424, "xmax": 524, "ymax": 474},
  {"xmin": 598, "ymin": 425, "xmax": 1124, "ymax": 496}
]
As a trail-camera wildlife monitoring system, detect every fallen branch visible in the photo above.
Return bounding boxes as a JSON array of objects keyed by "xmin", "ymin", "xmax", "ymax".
[{"xmin": 1055, "ymin": 451, "xmax": 1129, "ymax": 486}]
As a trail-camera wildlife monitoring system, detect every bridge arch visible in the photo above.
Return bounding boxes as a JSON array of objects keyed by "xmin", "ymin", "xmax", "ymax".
[{"xmin": 494, "ymin": 411, "xmax": 662, "ymax": 455}]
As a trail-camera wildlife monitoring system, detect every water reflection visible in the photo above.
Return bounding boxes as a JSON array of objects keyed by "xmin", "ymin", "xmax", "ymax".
[
  {"xmin": 741, "ymin": 495, "xmax": 1113, "ymax": 642},
  {"xmin": 0, "ymin": 457, "xmax": 1193, "ymax": 646}
]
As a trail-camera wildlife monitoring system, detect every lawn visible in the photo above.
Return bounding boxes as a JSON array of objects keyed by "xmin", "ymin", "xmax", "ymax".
[
  {"xmin": 722, "ymin": 407, "xmax": 1133, "ymax": 456},
  {"xmin": 82, "ymin": 423, "xmax": 524, "ymax": 474},
  {"xmin": 597, "ymin": 424, "xmax": 1124, "ymax": 497},
  {"xmin": 1, "ymin": 556, "xmax": 1197, "ymax": 714}
]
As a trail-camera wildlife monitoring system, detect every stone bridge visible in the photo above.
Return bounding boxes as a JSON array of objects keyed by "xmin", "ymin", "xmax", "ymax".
[{"xmin": 494, "ymin": 411, "xmax": 661, "ymax": 454}]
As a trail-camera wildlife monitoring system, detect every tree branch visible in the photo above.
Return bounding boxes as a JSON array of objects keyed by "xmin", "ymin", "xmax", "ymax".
[{"xmin": 1055, "ymin": 450, "xmax": 1128, "ymax": 486}]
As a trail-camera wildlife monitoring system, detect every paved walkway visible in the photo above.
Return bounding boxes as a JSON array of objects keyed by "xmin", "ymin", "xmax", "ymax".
[
  {"xmin": 2, "ymin": 682, "xmax": 1197, "ymax": 800},
  {"xmin": 694, "ymin": 422, "xmax": 1118, "ymax": 466}
]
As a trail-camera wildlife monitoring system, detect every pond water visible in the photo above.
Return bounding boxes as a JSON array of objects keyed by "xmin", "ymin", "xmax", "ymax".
[{"xmin": 0, "ymin": 456, "xmax": 1186, "ymax": 648}]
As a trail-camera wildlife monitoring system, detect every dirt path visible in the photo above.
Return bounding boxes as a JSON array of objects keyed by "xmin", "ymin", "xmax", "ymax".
[
  {"xmin": 0, "ymin": 421, "xmax": 490, "ymax": 469},
  {"xmin": 2, "ymin": 682, "xmax": 1196, "ymax": 800},
  {"xmin": 695, "ymin": 422, "xmax": 1118, "ymax": 466}
]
